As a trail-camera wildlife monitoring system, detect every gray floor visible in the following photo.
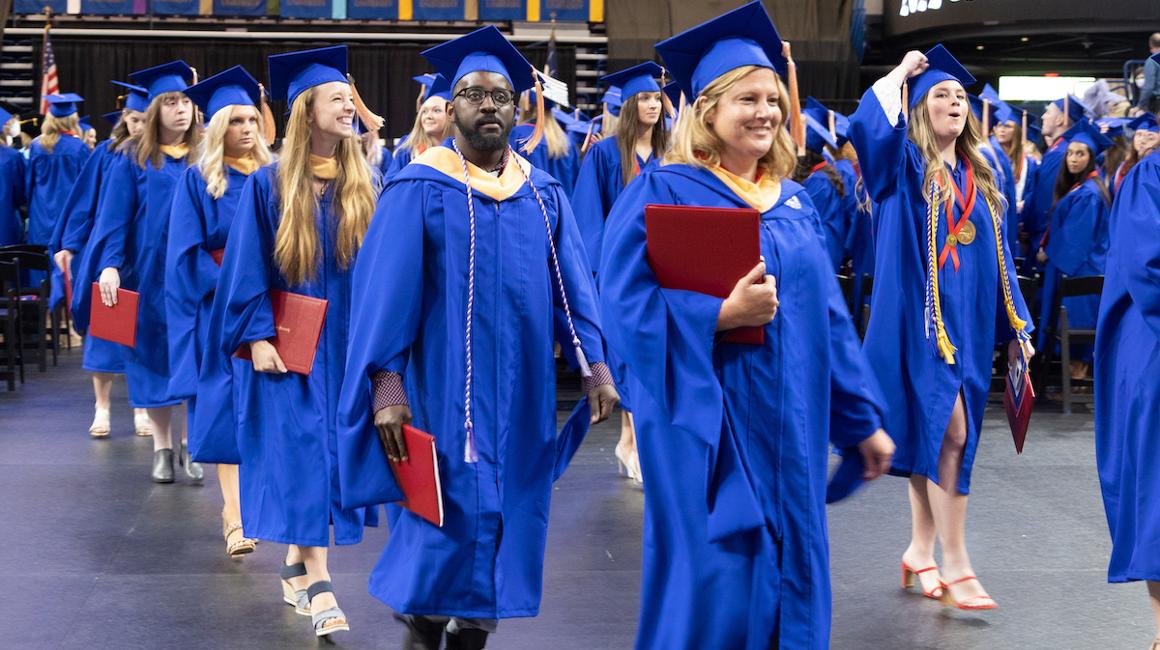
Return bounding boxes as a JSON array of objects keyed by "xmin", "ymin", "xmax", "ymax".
[{"xmin": 0, "ymin": 349, "xmax": 1151, "ymax": 649}]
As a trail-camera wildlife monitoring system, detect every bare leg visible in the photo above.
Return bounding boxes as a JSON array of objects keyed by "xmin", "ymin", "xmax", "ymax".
[
  {"xmin": 615, "ymin": 411, "xmax": 642, "ymax": 482},
  {"xmin": 285, "ymin": 545, "xmax": 308, "ymax": 592},
  {"xmin": 927, "ymin": 393, "xmax": 992, "ymax": 604},
  {"xmin": 92, "ymin": 372, "xmax": 113, "ymax": 410},
  {"xmin": 1149, "ymin": 581, "xmax": 1160, "ymax": 645},
  {"xmin": 148, "ymin": 406, "xmax": 173, "ymax": 452},
  {"xmin": 174, "ymin": 402, "xmax": 187, "ymax": 443},
  {"xmin": 134, "ymin": 407, "xmax": 152, "ymax": 436},
  {"xmin": 902, "ymin": 474, "xmax": 942, "ymax": 596},
  {"xmin": 219, "ymin": 464, "xmax": 242, "ymax": 523},
  {"xmin": 301, "ymin": 545, "xmax": 346, "ymax": 630}
]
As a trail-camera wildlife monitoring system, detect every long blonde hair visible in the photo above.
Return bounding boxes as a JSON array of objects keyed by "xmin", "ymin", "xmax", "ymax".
[
  {"xmin": 908, "ymin": 98, "xmax": 1004, "ymax": 215},
  {"xmin": 37, "ymin": 113, "xmax": 79, "ymax": 154},
  {"xmin": 135, "ymin": 91, "xmax": 203, "ymax": 170},
  {"xmin": 399, "ymin": 95, "xmax": 451, "ymax": 155},
  {"xmin": 274, "ymin": 87, "xmax": 376, "ymax": 286},
  {"xmin": 197, "ymin": 105, "xmax": 273, "ymax": 200},
  {"xmin": 518, "ymin": 92, "xmax": 571, "ymax": 159},
  {"xmin": 665, "ymin": 65, "xmax": 796, "ymax": 182}
]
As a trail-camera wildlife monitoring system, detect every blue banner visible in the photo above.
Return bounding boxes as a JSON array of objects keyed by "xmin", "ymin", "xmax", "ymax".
[
  {"xmin": 411, "ymin": 0, "xmax": 462, "ymax": 21},
  {"xmin": 280, "ymin": 0, "xmax": 331, "ymax": 18},
  {"xmin": 213, "ymin": 0, "xmax": 266, "ymax": 16},
  {"xmin": 479, "ymin": 0, "xmax": 522, "ymax": 20},
  {"xmin": 80, "ymin": 0, "xmax": 134, "ymax": 13},
  {"xmin": 16, "ymin": 0, "xmax": 66, "ymax": 13},
  {"xmin": 152, "ymin": 0, "xmax": 199, "ymax": 14},
  {"xmin": 346, "ymin": 0, "xmax": 393, "ymax": 18},
  {"xmin": 542, "ymin": 0, "xmax": 586, "ymax": 22}
]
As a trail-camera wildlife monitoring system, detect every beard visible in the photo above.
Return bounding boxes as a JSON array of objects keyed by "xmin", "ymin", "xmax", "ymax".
[{"xmin": 456, "ymin": 113, "xmax": 510, "ymax": 152}]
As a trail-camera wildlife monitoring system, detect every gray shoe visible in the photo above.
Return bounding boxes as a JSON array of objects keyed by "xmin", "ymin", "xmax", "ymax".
[
  {"xmin": 180, "ymin": 443, "xmax": 204, "ymax": 483},
  {"xmin": 152, "ymin": 449, "xmax": 175, "ymax": 483}
]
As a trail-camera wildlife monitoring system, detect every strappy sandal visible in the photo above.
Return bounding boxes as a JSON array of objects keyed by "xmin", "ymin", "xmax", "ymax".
[
  {"xmin": 940, "ymin": 575, "xmax": 998, "ymax": 610},
  {"xmin": 222, "ymin": 520, "xmax": 257, "ymax": 558},
  {"xmin": 901, "ymin": 562, "xmax": 944, "ymax": 599},
  {"xmin": 89, "ymin": 407, "xmax": 111, "ymax": 438},
  {"xmin": 307, "ymin": 581, "xmax": 350, "ymax": 637},
  {"xmin": 280, "ymin": 563, "xmax": 311, "ymax": 616}
]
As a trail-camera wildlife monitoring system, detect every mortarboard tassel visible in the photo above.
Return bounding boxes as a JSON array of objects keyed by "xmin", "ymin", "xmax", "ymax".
[
  {"xmin": 659, "ymin": 67, "xmax": 676, "ymax": 120},
  {"xmin": 1018, "ymin": 110, "xmax": 1028, "ymax": 179},
  {"xmin": 902, "ymin": 81, "xmax": 909, "ymax": 124},
  {"xmin": 581, "ymin": 120, "xmax": 596, "ymax": 155},
  {"xmin": 347, "ymin": 73, "xmax": 385, "ymax": 133},
  {"xmin": 258, "ymin": 83, "xmax": 276, "ymax": 146},
  {"xmin": 521, "ymin": 71, "xmax": 547, "ymax": 155},
  {"xmin": 783, "ymin": 42, "xmax": 805, "ymax": 155},
  {"xmin": 828, "ymin": 109, "xmax": 836, "ymax": 144},
  {"xmin": 982, "ymin": 99, "xmax": 990, "ymax": 136}
]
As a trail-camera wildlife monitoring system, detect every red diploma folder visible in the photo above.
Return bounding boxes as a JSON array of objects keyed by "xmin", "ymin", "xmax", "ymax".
[
  {"xmin": 644, "ymin": 203, "xmax": 764, "ymax": 345},
  {"xmin": 389, "ymin": 425, "xmax": 445, "ymax": 527},
  {"xmin": 88, "ymin": 283, "xmax": 138, "ymax": 348},
  {"xmin": 210, "ymin": 248, "xmax": 225, "ymax": 266},
  {"xmin": 1004, "ymin": 355, "xmax": 1035, "ymax": 454},
  {"xmin": 234, "ymin": 290, "xmax": 328, "ymax": 375},
  {"xmin": 63, "ymin": 267, "xmax": 73, "ymax": 318}
]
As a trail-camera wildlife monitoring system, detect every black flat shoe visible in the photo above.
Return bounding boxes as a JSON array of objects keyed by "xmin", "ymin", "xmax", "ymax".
[
  {"xmin": 152, "ymin": 449, "xmax": 174, "ymax": 483},
  {"xmin": 444, "ymin": 628, "xmax": 488, "ymax": 650},
  {"xmin": 395, "ymin": 613, "xmax": 446, "ymax": 650},
  {"xmin": 179, "ymin": 442, "xmax": 204, "ymax": 483}
]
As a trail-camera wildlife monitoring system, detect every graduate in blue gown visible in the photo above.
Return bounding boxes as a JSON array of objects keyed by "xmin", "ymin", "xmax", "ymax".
[
  {"xmin": 849, "ymin": 45, "xmax": 1034, "ymax": 611},
  {"xmin": 598, "ymin": 4, "xmax": 894, "ymax": 648},
  {"xmin": 992, "ymin": 104, "xmax": 1040, "ymax": 253},
  {"xmin": 383, "ymin": 74, "xmax": 452, "ymax": 182},
  {"xmin": 1110, "ymin": 114, "xmax": 1160, "ymax": 199},
  {"xmin": 1094, "ymin": 133, "xmax": 1160, "ymax": 642},
  {"xmin": 194, "ymin": 46, "xmax": 381, "ymax": 639},
  {"xmin": 335, "ymin": 27, "xmax": 618, "ymax": 649},
  {"xmin": 969, "ymin": 91, "xmax": 1019, "ymax": 248},
  {"xmin": 52, "ymin": 87, "xmax": 150, "ymax": 438},
  {"xmin": 167, "ymin": 65, "xmax": 271, "ymax": 559},
  {"xmin": 72, "ymin": 61, "xmax": 203, "ymax": 484},
  {"xmin": 0, "ymin": 108, "xmax": 25, "ymax": 246},
  {"xmin": 509, "ymin": 95, "xmax": 581, "ymax": 193},
  {"xmin": 1022, "ymin": 95, "xmax": 1087, "ymax": 272},
  {"xmin": 798, "ymin": 111, "xmax": 848, "ymax": 269},
  {"xmin": 1032, "ymin": 121, "xmax": 1112, "ymax": 372},
  {"xmin": 25, "ymin": 94, "xmax": 89, "ymax": 247}
]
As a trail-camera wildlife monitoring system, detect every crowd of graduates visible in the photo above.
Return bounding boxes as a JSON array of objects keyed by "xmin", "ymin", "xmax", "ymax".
[{"xmin": 3, "ymin": 2, "xmax": 1160, "ymax": 647}]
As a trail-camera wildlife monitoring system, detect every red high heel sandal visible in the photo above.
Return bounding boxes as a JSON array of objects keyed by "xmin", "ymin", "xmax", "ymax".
[
  {"xmin": 939, "ymin": 575, "xmax": 998, "ymax": 610},
  {"xmin": 901, "ymin": 563, "xmax": 943, "ymax": 600}
]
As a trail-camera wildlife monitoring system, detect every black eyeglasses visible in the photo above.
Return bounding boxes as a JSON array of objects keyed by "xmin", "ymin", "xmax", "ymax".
[{"xmin": 455, "ymin": 87, "xmax": 514, "ymax": 107}]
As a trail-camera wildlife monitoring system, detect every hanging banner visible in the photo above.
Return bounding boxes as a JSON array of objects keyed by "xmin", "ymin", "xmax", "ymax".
[
  {"xmin": 213, "ymin": 0, "xmax": 266, "ymax": 16},
  {"xmin": 411, "ymin": 0, "xmax": 463, "ymax": 21},
  {"xmin": 478, "ymin": 0, "xmax": 522, "ymax": 20},
  {"xmin": 16, "ymin": 0, "xmax": 67, "ymax": 12},
  {"xmin": 347, "ymin": 0, "xmax": 395, "ymax": 19},
  {"xmin": 152, "ymin": 0, "xmax": 199, "ymax": 14},
  {"xmin": 80, "ymin": 0, "xmax": 133, "ymax": 12},
  {"xmin": 280, "ymin": 0, "xmax": 331, "ymax": 17}
]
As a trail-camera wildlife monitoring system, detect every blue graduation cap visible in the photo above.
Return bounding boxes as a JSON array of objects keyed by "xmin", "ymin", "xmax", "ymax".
[
  {"xmin": 551, "ymin": 106, "xmax": 576, "ymax": 129},
  {"xmin": 979, "ymin": 83, "xmax": 1004, "ymax": 107},
  {"xmin": 0, "ymin": 107, "xmax": 13, "ymax": 126},
  {"xmin": 1050, "ymin": 94, "xmax": 1087, "ymax": 123},
  {"xmin": 268, "ymin": 45, "xmax": 348, "ymax": 107},
  {"xmin": 908, "ymin": 44, "xmax": 975, "ymax": 109},
  {"xmin": 655, "ymin": 0, "xmax": 786, "ymax": 100},
  {"xmin": 110, "ymin": 81, "xmax": 150, "ymax": 113},
  {"xmin": 663, "ymin": 81, "xmax": 683, "ymax": 108},
  {"xmin": 1096, "ymin": 117, "xmax": 1132, "ymax": 139},
  {"xmin": 1026, "ymin": 122, "xmax": 1043, "ymax": 145},
  {"xmin": 803, "ymin": 97, "xmax": 849, "ymax": 147},
  {"xmin": 184, "ymin": 65, "xmax": 261, "ymax": 120},
  {"xmin": 804, "ymin": 112, "xmax": 837, "ymax": 154},
  {"xmin": 413, "ymin": 73, "xmax": 438, "ymax": 91},
  {"xmin": 129, "ymin": 61, "xmax": 194, "ymax": 101},
  {"xmin": 600, "ymin": 62, "xmax": 663, "ymax": 101},
  {"xmin": 825, "ymin": 449, "xmax": 866, "ymax": 504},
  {"xmin": 426, "ymin": 74, "xmax": 452, "ymax": 102},
  {"xmin": 101, "ymin": 110, "xmax": 122, "ymax": 126},
  {"xmin": 46, "ymin": 93, "xmax": 83, "ymax": 118},
  {"xmin": 1069, "ymin": 119, "xmax": 1113, "ymax": 157},
  {"xmin": 78, "ymin": 115, "xmax": 92, "ymax": 132},
  {"xmin": 602, "ymin": 86, "xmax": 623, "ymax": 117},
  {"xmin": 1129, "ymin": 113, "xmax": 1160, "ymax": 134},
  {"xmin": 421, "ymin": 25, "xmax": 536, "ymax": 95}
]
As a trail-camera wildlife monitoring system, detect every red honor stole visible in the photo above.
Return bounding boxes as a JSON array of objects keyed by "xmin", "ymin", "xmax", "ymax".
[{"xmin": 936, "ymin": 156, "xmax": 977, "ymax": 272}]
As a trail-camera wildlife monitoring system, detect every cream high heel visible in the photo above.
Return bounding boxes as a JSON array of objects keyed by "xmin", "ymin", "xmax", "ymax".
[
  {"xmin": 615, "ymin": 443, "xmax": 643, "ymax": 486},
  {"xmin": 134, "ymin": 410, "xmax": 152, "ymax": 437},
  {"xmin": 89, "ymin": 407, "xmax": 110, "ymax": 438}
]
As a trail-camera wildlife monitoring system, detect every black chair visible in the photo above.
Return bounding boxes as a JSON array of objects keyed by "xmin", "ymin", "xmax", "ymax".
[
  {"xmin": 836, "ymin": 274, "xmax": 854, "ymax": 314},
  {"xmin": 0, "ymin": 259, "xmax": 22, "ymax": 390},
  {"xmin": 1055, "ymin": 275, "xmax": 1103, "ymax": 415},
  {"xmin": 858, "ymin": 274, "xmax": 873, "ymax": 339},
  {"xmin": 0, "ymin": 250, "xmax": 54, "ymax": 371}
]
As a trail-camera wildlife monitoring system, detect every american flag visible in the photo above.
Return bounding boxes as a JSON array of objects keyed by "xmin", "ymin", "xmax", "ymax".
[{"xmin": 39, "ymin": 25, "xmax": 58, "ymax": 116}]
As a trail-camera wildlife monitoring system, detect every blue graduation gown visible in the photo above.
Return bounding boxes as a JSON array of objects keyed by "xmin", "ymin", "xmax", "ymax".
[
  {"xmin": 25, "ymin": 134, "xmax": 88, "ymax": 245},
  {"xmin": 803, "ymin": 167, "xmax": 849, "ymax": 270},
  {"xmin": 194, "ymin": 164, "xmax": 374, "ymax": 547},
  {"xmin": 849, "ymin": 88, "xmax": 1031, "ymax": 495},
  {"xmin": 572, "ymin": 136, "xmax": 658, "ymax": 273},
  {"xmin": 336, "ymin": 147, "xmax": 606, "ymax": 619},
  {"xmin": 1022, "ymin": 126, "xmax": 1080, "ymax": 270},
  {"xmin": 835, "ymin": 159, "xmax": 874, "ymax": 313},
  {"xmin": 986, "ymin": 136, "xmax": 1019, "ymax": 246},
  {"xmin": 165, "ymin": 166, "xmax": 250, "ymax": 421},
  {"xmin": 509, "ymin": 123, "xmax": 581, "ymax": 195},
  {"xmin": 52, "ymin": 140, "xmax": 124, "ymax": 373},
  {"xmin": 599, "ymin": 163, "xmax": 884, "ymax": 650},
  {"xmin": 0, "ymin": 146, "xmax": 25, "ymax": 245},
  {"xmin": 73, "ymin": 149, "xmax": 186, "ymax": 408},
  {"xmin": 1095, "ymin": 151, "xmax": 1160, "ymax": 583},
  {"xmin": 1034, "ymin": 179, "xmax": 1110, "ymax": 351},
  {"xmin": 384, "ymin": 144, "xmax": 414, "ymax": 183}
]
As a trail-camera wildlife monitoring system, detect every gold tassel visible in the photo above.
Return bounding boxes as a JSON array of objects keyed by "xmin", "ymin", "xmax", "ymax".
[
  {"xmin": 522, "ymin": 72, "xmax": 546, "ymax": 155},
  {"xmin": 927, "ymin": 192, "xmax": 957, "ymax": 365},
  {"xmin": 347, "ymin": 73, "xmax": 385, "ymax": 133},
  {"xmin": 902, "ymin": 81, "xmax": 910, "ymax": 124},
  {"xmin": 982, "ymin": 99, "xmax": 990, "ymax": 135},
  {"xmin": 783, "ymin": 41, "xmax": 805, "ymax": 155},
  {"xmin": 828, "ymin": 109, "xmax": 836, "ymax": 143},
  {"xmin": 258, "ymin": 83, "xmax": 276, "ymax": 146}
]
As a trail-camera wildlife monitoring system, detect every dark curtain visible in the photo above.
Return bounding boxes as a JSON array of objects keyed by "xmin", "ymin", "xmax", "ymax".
[
  {"xmin": 47, "ymin": 37, "xmax": 575, "ymax": 140},
  {"xmin": 606, "ymin": 0, "xmax": 860, "ymax": 103}
]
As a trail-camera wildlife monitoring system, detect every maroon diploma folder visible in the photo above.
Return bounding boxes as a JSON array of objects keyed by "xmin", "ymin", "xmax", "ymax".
[
  {"xmin": 63, "ymin": 267, "xmax": 73, "ymax": 318},
  {"xmin": 644, "ymin": 203, "xmax": 764, "ymax": 345},
  {"xmin": 1004, "ymin": 356, "xmax": 1035, "ymax": 454},
  {"xmin": 89, "ymin": 283, "xmax": 138, "ymax": 348},
  {"xmin": 389, "ymin": 425, "xmax": 445, "ymax": 527},
  {"xmin": 235, "ymin": 290, "xmax": 328, "ymax": 375}
]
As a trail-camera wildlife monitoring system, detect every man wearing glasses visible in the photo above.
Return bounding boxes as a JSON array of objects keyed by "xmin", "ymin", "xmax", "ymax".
[{"xmin": 337, "ymin": 26, "xmax": 618, "ymax": 650}]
